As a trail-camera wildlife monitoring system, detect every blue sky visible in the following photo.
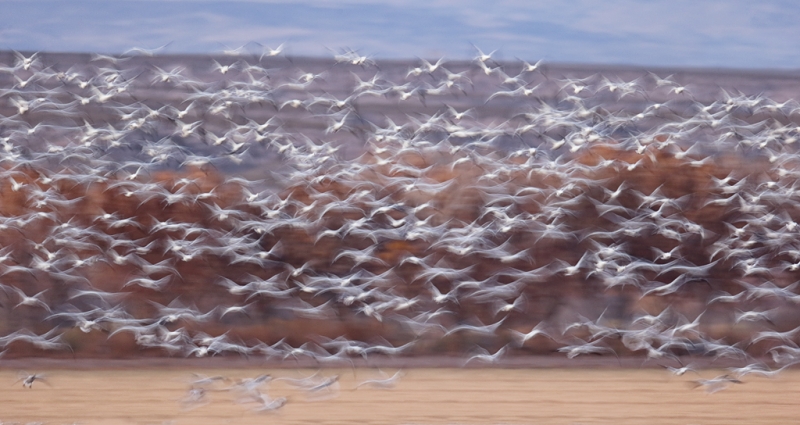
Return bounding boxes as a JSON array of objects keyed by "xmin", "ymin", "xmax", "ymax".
[{"xmin": 1, "ymin": 0, "xmax": 799, "ymax": 69}]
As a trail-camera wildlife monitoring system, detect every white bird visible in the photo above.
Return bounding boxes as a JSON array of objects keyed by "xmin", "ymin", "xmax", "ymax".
[
  {"xmin": 520, "ymin": 59, "xmax": 544, "ymax": 73},
  {"xmin": 122, "ymin": 42, "xmax": 173, "ymax": 56},
  {"xmin": 14, "ymin": 372, "xmax": 49, "ymax": 388},
  {"xmin": 472, "ymin": 45, "xmax": 497, "ymax": 63},
  {"xmin": 253, "ymin": 395, "xmax": 287, "ymax": 412},
  {"xmin": 355, "ymin": 370, "xmax": 405, "ymax": 389},
  {"xmin": 211, "ymin": 59, "xmax": 240, "ymax": 75},
  {"xmin": 558, "ymin": 339, "xmax": 617, "ymax": 359},
  {"xmin": 6, "ymin": 287, "xmax": 51, "ymax": 312},
  {"xmin": 661, "ymin": 363, "xmax": 699, "ymax": 377},
  {"xmin": 463, "ymin": 344, "xmax": 509, "ymax": 366},
  {"xmin": 307, "ymin": 375, "xmax": 340, "ymax": 392},
  {"xmin": 509, "ymin": 322, "xmax": 553, "ymax": 346},
  {"xmin": 691, "ymin": 375, "xmax": 743, "ymax": 394},
  {"xmin": 261, "ymin": 43, "xmax": 286, "ymax": 59},
  {"xmin": 13, "ymin": 51, "xmax": 40, "ymax": 70}
]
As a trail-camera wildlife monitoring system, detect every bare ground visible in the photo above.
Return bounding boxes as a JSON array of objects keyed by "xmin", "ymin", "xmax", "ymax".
[{"xmin": 0, "ymin": 365, "xmax": 797, "ymax": 425}]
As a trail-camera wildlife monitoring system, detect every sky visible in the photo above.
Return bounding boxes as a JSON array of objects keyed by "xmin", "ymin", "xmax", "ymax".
[{"xmin": 1, "ymin": 0, "xmax": 799, "ymax": 69}]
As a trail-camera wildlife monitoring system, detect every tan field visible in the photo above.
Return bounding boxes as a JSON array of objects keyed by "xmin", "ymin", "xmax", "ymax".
[{"xmin": 1, "ymin": 366, "xmax": 798, "ymax": 425}]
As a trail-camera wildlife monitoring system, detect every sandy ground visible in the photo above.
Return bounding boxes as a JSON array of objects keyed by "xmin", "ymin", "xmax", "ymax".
[{"xmin": 0, "ymin": 366, "xmax": 798, "ymax": 425}]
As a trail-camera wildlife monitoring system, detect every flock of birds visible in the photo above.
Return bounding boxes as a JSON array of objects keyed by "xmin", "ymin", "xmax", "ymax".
[
  {"xmin": 1, "ymin": 45, "xmax": 800, "ymax": 403},
  {"xmin": 175, "ymin": 369, "xmax": 407, "ymax": 413},
  {"xmin": 9, "ymin": 368, "xmax": 403, "ymax": 413}
]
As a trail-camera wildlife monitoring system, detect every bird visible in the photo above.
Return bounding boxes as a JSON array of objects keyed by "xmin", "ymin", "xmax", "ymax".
[
  {"xmin": 509, "ymin": 322, "xmax": 553, "ymax": 346},
  {"xmin": 6, "ymin": 287, "xmax": 52, "ymax": 312},
  {"xmin": 690, "ymin": 375, "xmax": 743, "ymax": 394},
  {"xmin": 307, "ymin": 375, "xmax": 340, "ymax": 392},
  {"xmin": 463, "ymin": 344, "xmax": 509, "ymax": 366},
  {"xmin": 252, "ymin": 395, "xmax": 287, "ymax": 412},
  {"xmin": 13, "ymin": 51, "xmax": 41, "ymax": 70},
  {"xmin": 661, "ymin": 362, "xmax": 699, "ymax": 377},
  {"xmin": 727, "ymin": 361, "xmax": 799, "ymax": 379},
  {"xmin": 519, "ymin": 59, "xmax": 544, "ymax": 73},
  {"xmin": 211, "ymin": 59, "xmax": 241, "ymax": 75},
  {"xmin": 426, "ymin": 282, "xmax": 459, "ymax": 305},
  {"xmin": 471, "ymin": 44, "xmax": 497, "ymax": 64},
  {"xmin": 355, "ymin": 370, "xmax": 405, "ymax": 389},
  {"xmin": 444, "ymin": 317, "xmax": 507, "ymax": 338},
  {"xmin": 179, "ymin": 387, "xmax": 209, "ymax": 410},
  {"xmin": 122, "ymin": 42, "xmax": 173, "ymax": 56},
  {"xmin": 14, "ymin": 372, "xmax": 50, "ymax": 388},
  {"xmin": 557, "ymin": 339, "xmax": 618, "ymax": 359},
  {"xmin": 261, "ymin": 43, "xmax": 287, "ymax": 60}
]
